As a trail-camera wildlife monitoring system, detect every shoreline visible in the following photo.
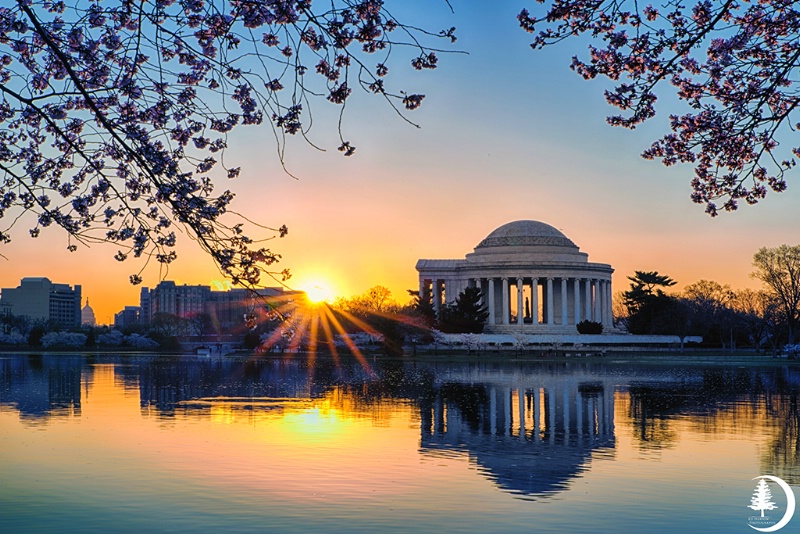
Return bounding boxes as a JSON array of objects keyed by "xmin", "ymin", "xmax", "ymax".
[{"xmin": 0, "ymin": 346, "xmax": 795, "ymax": 366}]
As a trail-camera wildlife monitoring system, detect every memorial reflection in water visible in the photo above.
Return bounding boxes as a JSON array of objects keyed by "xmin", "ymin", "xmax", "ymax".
[
  {"xmin": 3, "ymin": 354, "xmax": 800, "ymax": 534},
  {"xmin": 420, "ymin": 370, "xmax": 615, "ymax": 497}
]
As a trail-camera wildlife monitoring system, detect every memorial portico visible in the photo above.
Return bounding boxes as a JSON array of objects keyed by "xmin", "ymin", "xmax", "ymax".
[{"xmin": 416, "ymin": 220, "xmax": 615, "ymax": 334}]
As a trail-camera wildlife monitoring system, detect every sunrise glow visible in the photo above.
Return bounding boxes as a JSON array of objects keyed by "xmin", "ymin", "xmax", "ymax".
[
  {"xmin": 301, "ymin": 280, "xmax": 334, "ymax": 304},
  {"xmin": 5, "ymin": 1, "xmax": 800, "ymax": 533}
]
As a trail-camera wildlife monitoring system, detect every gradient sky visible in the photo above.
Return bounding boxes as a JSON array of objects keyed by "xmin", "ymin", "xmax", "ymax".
[{"xmin": 2, "ymin": 2, "xmax": 799, "ymax": 324}]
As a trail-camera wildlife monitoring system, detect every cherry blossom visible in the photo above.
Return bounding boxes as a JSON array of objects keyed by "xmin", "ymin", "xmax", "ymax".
[
  {"xmin": 0, "ymin": 0, "xmax": 452, "ymax": 285},
  {"xmin": 520, "ymin": 0, "xmax": 800, "ymax": 215}
]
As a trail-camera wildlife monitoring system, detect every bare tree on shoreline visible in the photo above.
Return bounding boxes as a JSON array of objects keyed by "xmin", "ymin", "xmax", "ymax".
[{"xmin": 752, "ymin": 245, "xmax": 800, "ymax": 344}]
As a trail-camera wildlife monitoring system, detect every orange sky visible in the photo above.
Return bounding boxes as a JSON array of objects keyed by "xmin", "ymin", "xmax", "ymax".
[
  {"xmin": 1, "ymin": 6, "xmax": 799, "ymax": 323},
  {"xmin": 1, "ymin": 156, "xmax": 794, "ymax": 325}
]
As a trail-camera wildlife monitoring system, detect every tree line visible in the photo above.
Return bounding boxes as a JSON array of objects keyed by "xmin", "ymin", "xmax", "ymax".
[
  {"xmin": 619, "ymin": 245, "xmax": 800, "ymax": 350},
  {"xmin": 329, "ymin": 244, "xmax": 800, "ymax": 352},
  {"xmin": 3, "ymin": 244, "xmax": 798, "ymax": 353}
]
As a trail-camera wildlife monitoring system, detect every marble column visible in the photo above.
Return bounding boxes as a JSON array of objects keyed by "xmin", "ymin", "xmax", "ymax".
[
  {"xmin": 446, "ymin": 279, "xmax": 457, "ymax": 304},
  {"xmin": 434, "ymin": 279, "xmax": 442, "ymax": 316},
  {"xmin": 595, "ymin": 280, "xmax": 603, "ymax": 324},
  {"xmin": 546, "ymin": 278, "xmax": 554, "ymax": 325},
  {"xmin": 501, "ymin": 278, "xmax": 509, "ymax": 325},
  {"xmin": 593, "ymin": 279, "xmax": 601, "ymax": 324},
  {"xmin": 517, "ymin": 278, "xmax": 524, "ymax": 327},
  {"xmin": 561, "ymin": 278, "xmax": 568, "ymax": 325},
  {"xmin": 584, "ymin": 278, "xmax": 592, "ymax": 321},
  {"xmin": 574, "ymin": 278, "xmax": 581, "ymax": 324},
  {"xmin": 487, "ymin": 277, "xmax": 495, "ymax": 325},
  {"xmin": 531, "ymin": 277, "xmax": 539, "ymax": 327},
  {"xmin": 605, "ymin": 279, "xmax": 613, "ymax": 328}
]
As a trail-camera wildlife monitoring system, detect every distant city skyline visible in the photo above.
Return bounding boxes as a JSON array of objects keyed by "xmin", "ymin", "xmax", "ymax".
[
  {"xmin": 0, "ymin": 277, "xmax": 82, "ymax": 328},
  {"xmin": 1, "ymin": 4, "xmax": 798, "ymax": 324}
]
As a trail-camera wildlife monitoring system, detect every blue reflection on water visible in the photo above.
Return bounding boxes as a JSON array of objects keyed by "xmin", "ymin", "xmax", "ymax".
[{"xmin": 2, "ymin": 354, "xmax": 800, "ymax": 533}]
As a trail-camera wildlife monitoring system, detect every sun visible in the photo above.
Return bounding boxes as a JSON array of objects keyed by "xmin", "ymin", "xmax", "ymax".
[{"xmin": 303, "ymin": 281, "xmax": 333, "ymax": 304}]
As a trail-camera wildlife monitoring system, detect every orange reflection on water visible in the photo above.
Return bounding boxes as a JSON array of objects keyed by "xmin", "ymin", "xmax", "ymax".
[
  {"xmin": 5, "ymin": 358, "xmax": 800, "ymax": 532},
  {"xmin": 66, "ymin": 365, "xmax": 464, "ymax": 504},
  {"xmin": 612, "ymin": 388, "xmax": 779, "ymax": 482}
]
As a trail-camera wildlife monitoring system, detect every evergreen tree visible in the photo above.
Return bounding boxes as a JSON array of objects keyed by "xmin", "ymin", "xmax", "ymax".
[
  {"xmin": 623, "ymin": 271, "xmax": 679, "ymax": 335},
  {"xmin": 407, "ymin": 288, "xmax": 435, "ymax": 329},
  {"xmin": 438, "ymin": 287, "xmax": 489, "ymax": 334},
  {"xmin": 623, "ymin": 271, "xmax": 677, "ymax": 312}
]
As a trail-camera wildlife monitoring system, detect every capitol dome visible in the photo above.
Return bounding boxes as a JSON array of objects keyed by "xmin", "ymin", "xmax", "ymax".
[{"xmin": 81, "ymin": 299, "xmax": 96, "ymax": 326}]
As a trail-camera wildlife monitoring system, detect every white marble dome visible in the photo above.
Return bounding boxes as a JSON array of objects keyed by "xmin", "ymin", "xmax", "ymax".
[
  {"xmin": 416, "ymin": 219, "xmax": 614, "ymax": 334},
  {"xmin": 476, "ymin": 220, "xmax": 577, "ymax": 250},
  {"xmin": 468, "ymin": 220, "xmax": 585, "ymax": 264}
]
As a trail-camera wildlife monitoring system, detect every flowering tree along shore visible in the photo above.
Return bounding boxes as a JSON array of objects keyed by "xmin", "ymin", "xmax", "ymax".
[
  {"xmin": 520, "ymin": 1, "xmax": 800, "ymax": 215},
  {"xmin": 0, "ymin": 0, "xmax": 452, "ymax": 285}
]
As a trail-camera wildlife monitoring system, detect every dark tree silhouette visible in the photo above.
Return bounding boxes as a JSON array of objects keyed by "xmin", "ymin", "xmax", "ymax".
[
  {"xmin": 576, "ymin": 320, "xmax": 603, "ymax": 334},
  {"xmin": 149, "ymin": 311, "xmax": 185, "ymax": 337},
  {"xmin": 407, "ymin": 287, "xmax": 435, "ymax": 329},
  {"xmin": 188, "ymin": 312, "xmax": 214, "ymax": 337},
  {"xmin": 519, "ymin": 1, "xmax": 800, "ymax": 214},
  {"xmin": 752, "ymin": 245, "xmax": 800, "ymax": 344},
  {"xmin": 0, "ymin": 1, "xmax": 454, "ymax": 285},
  {"xmin": 623, "ymin": 271, "xmax": 679, "ymax": 335},
  {"xmin": 438, "ymin": 286, "xmax": 489, "ymax": 334},
  {"xmin": 623, "ymin": 271, "xmax": 676, "ymax": 311}
]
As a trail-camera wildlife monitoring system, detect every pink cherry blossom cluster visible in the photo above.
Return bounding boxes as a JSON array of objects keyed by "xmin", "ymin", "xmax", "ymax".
[
  {"xmin": 0, "ymin": 0, "xmax": 452, "ymax": 285},
  {"xmin": 520, "ymin": 0, "xmax": 800, "ymax": 215}
]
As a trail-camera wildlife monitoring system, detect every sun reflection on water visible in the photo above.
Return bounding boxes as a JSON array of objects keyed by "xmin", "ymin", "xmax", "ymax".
[
  {"xmin": 3, "ymin": 356, "xmax": 800, "ymax": 533},
  {"xmin": 283, "ymin": 404, "xmax": 345, "ymax": 438}
]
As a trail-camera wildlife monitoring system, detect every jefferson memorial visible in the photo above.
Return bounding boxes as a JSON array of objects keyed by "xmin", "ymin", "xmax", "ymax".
[{"xmin": 416, "ymin": 221, "xmax": 614, "ymax": 334}]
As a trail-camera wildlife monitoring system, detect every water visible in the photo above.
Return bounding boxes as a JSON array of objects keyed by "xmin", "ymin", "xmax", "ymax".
[{"xmin": 1, "ymin": 354, "xmax": 799, "ymax": 533}]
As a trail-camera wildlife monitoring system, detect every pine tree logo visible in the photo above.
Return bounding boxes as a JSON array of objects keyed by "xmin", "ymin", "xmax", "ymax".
[
  {"xmin": 750, "ymin": 478, "xmax": 779, "ymax": 517},
  {"xmin": 746, "ymin": 475, "xmax": 796, "ymax": 532}
]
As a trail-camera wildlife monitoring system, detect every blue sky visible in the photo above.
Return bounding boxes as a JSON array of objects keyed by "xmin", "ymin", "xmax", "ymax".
[{"xmin": 3, "ymin": 1, "xmax": 798, "ymax": 322}]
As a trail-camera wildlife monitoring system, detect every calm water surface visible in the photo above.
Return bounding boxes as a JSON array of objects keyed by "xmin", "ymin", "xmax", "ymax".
[{"xmin": 1, "ymin": 354, "xmax": 799, "ymax": 533}]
